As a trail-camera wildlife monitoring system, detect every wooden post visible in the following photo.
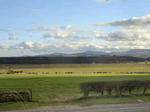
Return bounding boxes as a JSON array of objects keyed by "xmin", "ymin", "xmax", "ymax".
[
  {"xmin": 30, "ymin": 89, "xmax": 32, "ymax": 101},
  {"xmin": 84, "ymin": 89, "xmax": 89, "ymax": 97}
]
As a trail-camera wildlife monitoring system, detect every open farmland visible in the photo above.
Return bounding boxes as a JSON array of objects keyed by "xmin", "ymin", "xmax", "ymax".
[
  {"xmin": 1, "ymin": 62, "xmax": 150, "ymax": 111},
  {"xmin": 0, "ymin": 62, "xmax": 150, "ymax": 74}
]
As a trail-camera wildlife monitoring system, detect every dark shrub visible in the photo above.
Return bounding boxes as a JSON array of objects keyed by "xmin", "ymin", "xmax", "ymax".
[
  {"xmin": 123, "ymin": 80, "xmax": 142, "ymax": 95},
  {"xmin": 19, "ymin": 91, "xmax": 31, "ymax": 101},
  {"xmin": 80, "ymin": 81, "xmax": 106, "ymax": 97},
  {"xmin": 104, "ymin": 81, "xmax": 121, "ymax": 96},
  {"xmin": 140, "ymin": 80, "xmax": 150, "ymax": 95},
  {"xmin": 80, "ymin": 82, "xmax": 89, "ymax": 97},
  {"xmin": 115, "ymin": 81, "xmax": 129, "ymax": 96},
  {"xmin": 87, "ymin": 81, "xmax": 105, "ymax": 94}
]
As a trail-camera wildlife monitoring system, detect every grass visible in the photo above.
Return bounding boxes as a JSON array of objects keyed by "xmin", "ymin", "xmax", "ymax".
[
  {"xmin": 1, "ymin": 62, "xmax": 150, "ymax": 74},
  {"xmin": 0, "ymin": 62, "xmax": 150, "ymax": 111},
  {"xmin": 47, "ymin": 93, "xmax": 60, "ymax": 99},
  {"xmin": 1, "ymin": 74, "xmax": 150, "ymax": 111},
  {"xmin": 1, "ymin": 73, "xmax": 150, "ymax": 79},
  {"xmin": 0, "ymin": 101, "xmax": 46, "ymax": 111}
]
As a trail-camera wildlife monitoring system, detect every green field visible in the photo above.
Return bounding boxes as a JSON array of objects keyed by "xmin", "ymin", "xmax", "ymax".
[
  {"xmin": 0, "ymin": 62, "xmax": 150, "ymax": 74},
  {"xmin": 0, "ymin": 62, "xmax": 150, "ymax": 111}
]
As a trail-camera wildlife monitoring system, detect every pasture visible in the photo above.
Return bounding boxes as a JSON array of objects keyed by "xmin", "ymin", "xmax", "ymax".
[
  {"xmin": 0, "ymin": 62, "xmax": 150, "ymax": 111},
  {"xmin": 0, "ymin": 62, "xmax": 150, "ymax": 74}
]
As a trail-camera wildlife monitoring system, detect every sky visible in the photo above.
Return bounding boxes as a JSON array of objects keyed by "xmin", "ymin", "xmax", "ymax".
[{"xmin": 1, "ymin": 0, "xmax": 150, "ymax": 57}]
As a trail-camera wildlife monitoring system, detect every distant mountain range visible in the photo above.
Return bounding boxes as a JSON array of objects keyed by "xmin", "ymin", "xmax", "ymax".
[{"xmin": 21, "ymin": 49, "xmax": 150, "ymax": 59}]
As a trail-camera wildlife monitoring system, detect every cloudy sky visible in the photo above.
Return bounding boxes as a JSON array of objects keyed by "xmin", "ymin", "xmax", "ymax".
[{"xmin": 1, "ymin": 0, "xmax": 150, "ymax": 57}]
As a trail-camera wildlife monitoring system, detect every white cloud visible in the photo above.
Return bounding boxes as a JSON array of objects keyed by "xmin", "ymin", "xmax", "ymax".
[
  {"xmin": 55, "ymin": 31, "xmax": 69, "ymax": 39},
  {"xmin": 16, "ymin": 25, "xmax": 74, "ymax": 32},
  {"xmin": 42, "ymin": 30, "xmax": 92, "ymax": 40},
  {"xmin": 43, "ymin": 33, "xmax": 55, "ymax": 38},
  {"xmin": 147, "ymin": 11, "xmax": 150, "ymax": 14},
  {"xmin": 0, "ymin": 44, "xmax": 9, "ymax": 52},
  {"xmin": 34, "ymin": 42, "xmax": 45, "ymax": 49},
  {"xmin": 16, "ymin": 25, "xmax": 59, "ymax": 32},
  {"xmin": 88, "ymin": 29, "xmax": 102, "ymax": 34},
  {"xmin": 87, "ymin": 29, "xmax": 108, "ymax": 35},
  {"xmin": 87, "ymin": 15, "xmax": 150, "ymax": 29},
  {"xmin": 95, "ymin": 0, "xmax": 108, "ymax": 3},
  {"xmin": 71, "ymin": 28, "xmax": 87, "ymax": 34},
  {"xmin": 22, "ymin": 9, "xmax": 39, "ymax": 13},
  {"xmin": 11, "ymin": 41, "xmax": 45, "ymax": 50},
  {"xmin": 42, "ymin": 30, "xmax": 69, "ymax": 39},
  {"xmin": 3, "ymin": 39, "xmax": 150, "ymax": 54},
  {"xmin": 95, "ymin": 29, "xmax": 150, "ymax": 41},
  {"xmin": 8, "ymin": 36, "xmax": 18, "ymax": 40},
  {"xmin": 46, "ymin": 40, "xmax": 59, "ymax": 43},
  {"xmin": 95, "ymin": 33, "xmax": 100, "ymax": 38},
  {"xmin": 0, "ymin": 44, "xmax": 9, "ymax": 49},
  {"xmin": 0, "ymin": 28, "xmax": 9, "ymax": 32},
  {"xmin": 71, "ymin": 35, "xmax": 92, "ymax": 40},
  {"xmin": 20, "ymin": 41, "xmax": 34, "ymax": 48},
  {"xmin": 60, "ymin": 25, "xmax": 73, "ymax": 30}
]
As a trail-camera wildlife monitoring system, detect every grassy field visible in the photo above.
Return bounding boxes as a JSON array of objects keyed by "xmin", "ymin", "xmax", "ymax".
[
  {"xmin": 0, "ymin": 62, "xmax": 150, "ymax": 111},
  {"xmin": 0, "ymin": 62, "xmax": 150, "ymax": 74}
]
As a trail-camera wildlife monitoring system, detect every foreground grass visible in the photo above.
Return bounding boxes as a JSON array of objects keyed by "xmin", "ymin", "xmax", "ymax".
[
  {"xmin": 1, "ymin": 74, "xmax": 150, "ymax": 111},
  {"xmin": 69, "ymin": 95, "xmax": 150, "ymax": 106},
  {"xmin": 0, "ymin": 101, "xmax": 46, "ymax": 111}
]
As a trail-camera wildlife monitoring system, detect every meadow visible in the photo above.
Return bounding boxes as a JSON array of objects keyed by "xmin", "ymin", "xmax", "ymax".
[{"xmin": 0, "ymin": 62, "xmax": 150, "ymax": 111}]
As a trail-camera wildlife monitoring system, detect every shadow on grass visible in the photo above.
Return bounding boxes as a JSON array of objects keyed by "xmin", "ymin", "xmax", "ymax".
[
  {"xmin": 40, "ymin": 93, "xmax": 150, "ymax": 106},
  {"xmin": 0, "ymin": 100, "xmax": 46, "ymax": 111},
  {"xmin": 74, "ymin": 93, "xmax": 150, "ymax": 101},
  {"xmin": 0, "ymin": 99, "xmax": 39, "ymax": 103}
]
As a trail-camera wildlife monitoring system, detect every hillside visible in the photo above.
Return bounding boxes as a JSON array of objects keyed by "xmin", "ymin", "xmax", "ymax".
[{"xmin": 0, "ymin": 55, "xmax": 145, "ymax": 64}]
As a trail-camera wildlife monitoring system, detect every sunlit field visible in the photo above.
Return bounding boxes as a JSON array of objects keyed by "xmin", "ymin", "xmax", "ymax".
[
  {"xmin": 0, "ymin": 62, "xmax": 150, "ymax": 111},
  {"xmin": 0, "ymin": 62, "xmax": 150, "ymax": 74}
]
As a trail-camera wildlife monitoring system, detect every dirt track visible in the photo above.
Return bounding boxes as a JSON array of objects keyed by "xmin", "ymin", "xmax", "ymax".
[{"xmin": 3, "ymin": 103, "xmax": 150, "ymax": 112}]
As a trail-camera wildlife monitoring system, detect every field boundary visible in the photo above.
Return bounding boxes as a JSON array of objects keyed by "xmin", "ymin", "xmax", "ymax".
[{"xmin": 0, "ymin": 88, "xmax": 33, "ymax": 101}]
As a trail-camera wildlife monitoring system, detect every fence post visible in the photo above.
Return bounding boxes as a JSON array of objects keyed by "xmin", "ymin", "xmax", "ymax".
[{"xmin": 30, "ymin": 89, "xmax": 32, "ymax": 101}]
